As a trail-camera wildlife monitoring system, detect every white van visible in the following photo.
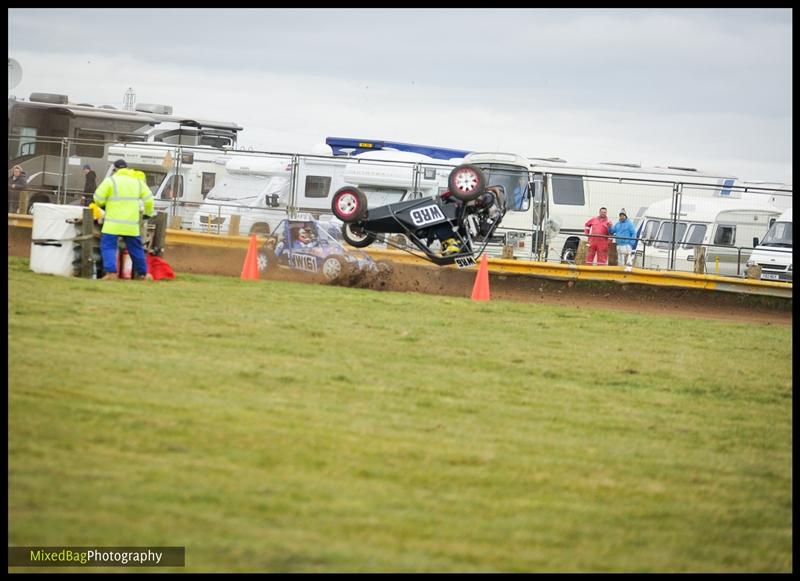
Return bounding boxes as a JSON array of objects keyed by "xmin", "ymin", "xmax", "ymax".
[
  {"xmin": 633, "ymin": 196, "xmax": 783, "ymax": 277},
  {"xmin": 191, "ymin": 157, "xmax": 292, "ymax": 235},
  {"xmin": 746, "ymin": 207, "xmax": 792, "ymax": 282}
]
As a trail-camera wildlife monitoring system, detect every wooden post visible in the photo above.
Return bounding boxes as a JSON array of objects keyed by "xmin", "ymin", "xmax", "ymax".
[
  {"xmin": 151, "ymin": 212, "xmax": 168, "ymax": 255},
  {"xmin": 79, "ymin": 207, "xmax": 94, "ymax": 278},
  {"xmin": 575, "ymin": 240, "xmax": 588, "ymax": 264},
  {"xmin": 694, "ymin": 246, "xmax": 706, "ymax": 274},
  {"xmin": 228, "ymin": 214, "xmax": 241, "ymax": 237},
  {"xmin": 17, "ymin": 190, "xmax": 29, "ymax": 214},
  {"xmin": 501, "ymin": 244, "xmax": 514, "ymax": 259},
  {"xmin": 607, "ymin": 242, "xmax": 618, "ymax": 266}
]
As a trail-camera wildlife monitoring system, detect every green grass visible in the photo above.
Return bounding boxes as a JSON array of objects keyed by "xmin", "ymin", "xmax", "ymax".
[{"xmin": 8, "ymin": 256, "xmax": 792, "ymax": 572}]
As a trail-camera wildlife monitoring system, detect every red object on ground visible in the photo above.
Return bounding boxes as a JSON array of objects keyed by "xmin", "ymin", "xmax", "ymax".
[
  {"xmin": 240, "ymin": 234, "xmax": 260, "ymax": 280},
  {"xmin": 471, "ymin": 253, "xmax": 490, "ymax": 301},
  {"xmin": 146, "ymin": 254, "xmax": 175, "ymax": 280}
]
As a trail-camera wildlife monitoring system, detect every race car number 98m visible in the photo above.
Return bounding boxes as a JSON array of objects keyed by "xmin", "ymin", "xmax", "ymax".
[{"xmin": 410, "ymin": 204, "xmax": 446, "ymax": 227}]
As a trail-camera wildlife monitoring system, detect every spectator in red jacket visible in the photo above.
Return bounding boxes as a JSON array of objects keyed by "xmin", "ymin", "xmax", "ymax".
[{"xmin": 584, "ymin": 207, "xmax": 613, "ymax": 265}]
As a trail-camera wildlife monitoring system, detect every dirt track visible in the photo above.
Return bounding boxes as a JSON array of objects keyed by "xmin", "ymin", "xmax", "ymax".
[
  {"xmin": 7, "ymin": 226, "xmax": 791, "ymax": 326},
  {"xmin": 164, "ymin": 243, "xmax": 791, "ymax": 326}
]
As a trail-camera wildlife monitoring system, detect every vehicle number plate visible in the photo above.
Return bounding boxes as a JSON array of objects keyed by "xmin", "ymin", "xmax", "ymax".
[
  {"xmin": 762, "ymin": 273, "xmax": 780, "ymax": 280},
  {"xmin": 454, "ymin": 255, "xmax": 477, "ymax": 268},
  {"xmin": 410, "ymin": 204, "xmax": 446, "ymax": 226}
]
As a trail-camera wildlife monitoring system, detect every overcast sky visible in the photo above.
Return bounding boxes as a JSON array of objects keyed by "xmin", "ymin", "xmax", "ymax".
[{"xmin": 8, "ymin": 8, "xmax": 792, "ymax": 183}]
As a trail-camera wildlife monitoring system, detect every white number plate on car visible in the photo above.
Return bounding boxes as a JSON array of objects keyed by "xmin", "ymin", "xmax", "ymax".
[
  {"xmin": 454, "ymin": 256, "xmax": 477, "ymax": 268},
  {"xmin": 762, "ymin": 273, "xmax": 780, "ymax": 280},
  {"xmin": 410, "ymin": 204, "xmax": 446, "ymax": 226}
]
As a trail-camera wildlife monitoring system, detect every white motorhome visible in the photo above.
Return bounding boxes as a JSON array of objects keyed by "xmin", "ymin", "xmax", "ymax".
[
  {"xmin": 631, "ymin": 196, "xmax": 783, "ymax": 277},
  {"xmin": 190, "ymin": 156, "xmax": 292, "ymax": 235},
  {"xmin": 746, "ymin": 207, "xmax": 792, "ymax": 282},
  {"xmin": 508, "ymin": 159, "xmax": 749, "ymax": 262}
]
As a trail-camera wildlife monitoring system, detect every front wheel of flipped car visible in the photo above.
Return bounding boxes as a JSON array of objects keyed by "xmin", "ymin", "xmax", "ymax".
[
  {"xmin": 342, "ymin": 223, "xmax": 377, "ymax": 248},
  {"xmin": 448, "ymin": 164, "xmax": 485, "ymax": 202},
  {"xmin": 331, "ymin": 187, "xmax": 368, "ymax": 222}
]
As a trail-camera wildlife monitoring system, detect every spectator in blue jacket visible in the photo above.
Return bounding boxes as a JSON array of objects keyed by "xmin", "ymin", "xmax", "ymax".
[{"xmin": 609, "ymin": 209, "xmax": 638, "ymax": 270}]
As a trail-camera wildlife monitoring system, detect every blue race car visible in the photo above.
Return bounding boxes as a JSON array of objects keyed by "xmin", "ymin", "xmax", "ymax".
[{"xmin": 257, "ymin": 218, "xmax": 391, "ymax": 283}]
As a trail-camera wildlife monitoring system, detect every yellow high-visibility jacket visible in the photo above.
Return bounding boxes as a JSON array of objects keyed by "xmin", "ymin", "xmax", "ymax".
[{"xmin": 93, "ymin": 168, "xmax": 154, "ymax": 236}]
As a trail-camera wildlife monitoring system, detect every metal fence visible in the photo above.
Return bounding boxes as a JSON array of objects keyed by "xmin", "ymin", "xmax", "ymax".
[{"xmin": 9, "ymin": 137, "xmax": 792, "ymax": 280}]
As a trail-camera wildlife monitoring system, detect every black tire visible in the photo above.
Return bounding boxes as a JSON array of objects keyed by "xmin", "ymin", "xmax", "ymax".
[
  {"xmin": 448, "ymin": 164, "xmax": 485, "ymax": 202},
  {"xmin": 321, "ymin": 255, "xmax": 347, "ymax": 282},
  {"xmin": 27, "ymin": 194, "xmax": 54, "ymax": 214},
  {"xmin": 331, "ymin": 187, "xmax": 368, "ymax": 222},
  {"xmin": 342, "ymin": 223, "xmax": 377, "ymax": 248},
  {"xmin": 561, "ymin": 240, "xmax": 579, "ymax": 263}
]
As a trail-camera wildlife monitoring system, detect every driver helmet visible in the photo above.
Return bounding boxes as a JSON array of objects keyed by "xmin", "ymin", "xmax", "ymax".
[{"xmin": 298, "ymin": 228, "xmax": 312, "ymax": 243}]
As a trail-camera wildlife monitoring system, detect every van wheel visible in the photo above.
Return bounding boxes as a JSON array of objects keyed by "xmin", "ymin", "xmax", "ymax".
[
  {"xmin": 250, "ymin": 223, "xmax": 270, "ymax": 236},
  {"xmin": 26, "ymin": 194, "xmax": 53, "ymax": 214},
  {"xmin": 561, "ymin": 241, "xmax": 579, "ymax": 263}
]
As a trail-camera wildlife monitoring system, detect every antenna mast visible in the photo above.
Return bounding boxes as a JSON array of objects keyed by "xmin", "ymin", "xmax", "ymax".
[{"xmin": 123, "ymin": 87, "xmax": 135, "ymax": 111}]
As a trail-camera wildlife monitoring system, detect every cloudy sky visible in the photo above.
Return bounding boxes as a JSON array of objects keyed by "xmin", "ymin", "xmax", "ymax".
[{"xmin": 8, "ymin": 8, "xmax": 792, "ymax": 183}]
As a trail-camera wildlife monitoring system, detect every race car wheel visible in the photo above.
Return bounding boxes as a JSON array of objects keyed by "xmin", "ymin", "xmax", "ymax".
[
  {"xmin": 321, "ymin": 255, "xmax": 347, "ymax": 282},
  {"xmin": 331, "ymin": 187, "xmax": 368, "ymax": 222},
  {"xmin": 342, "ymin": 223, "xmax": 377, "ymax": 248},
  {"xmin": 448, "ymin": 164, "xmax": 485, "ymax": 202}
]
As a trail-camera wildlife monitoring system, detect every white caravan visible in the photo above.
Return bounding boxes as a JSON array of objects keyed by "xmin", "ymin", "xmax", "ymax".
[
  {"xmin": 631, "ymin": 196, "xmax": 782, "ymax": 277},
  {"xmin": 746, "ymin": 207, "xmax": 792, "ymax": 282},
  {"xmin": 190, "ymin": 156, "xmax": 292, "ymax": 235}
]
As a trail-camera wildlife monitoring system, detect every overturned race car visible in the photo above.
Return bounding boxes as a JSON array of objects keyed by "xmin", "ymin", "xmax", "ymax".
[
  {"xmin": 330, "ymin": 164, "xmax": 507, "ymax": 267},
  {"xmin": 258, "ymin": 218, "xmax": 392, "ymax": 283}
]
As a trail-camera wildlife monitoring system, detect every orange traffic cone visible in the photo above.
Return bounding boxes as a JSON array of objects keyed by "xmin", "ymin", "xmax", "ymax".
[
  {"xmin": 240, "ymin": 234, "xmax": 260, "ymax": 280},
  {"xmin": 471, "ymin": 253, "xmax": 490, "ymax": 301}
]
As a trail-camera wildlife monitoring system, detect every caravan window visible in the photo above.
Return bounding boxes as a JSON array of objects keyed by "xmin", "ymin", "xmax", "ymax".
[
  {"xmin": 201, "ymin": 172, "xmax": 216, "ymax": 198},
  {"xmin": 713, "ymin": 225, "xmax": 736, "ymax": 246},
  {"xmin": 681, "ymin": 224, "xmax": 707, "ymax": 249},
  {"xmin": 551, "ymin": 175, "xmax": 585, "ymax": 206},
  {"xmin": 641, "ymin": 219, "xmax": 661, "ymax": 245},
  {"xmin": 654, "ymin": 221, "xmax": 688, "ymax": 249},
  {"xmin": 160, "ymin": 174, "xmax": 184, "ymax": 200},
  {"xmin": 75, "ymin": 131, "xmax": 105, "ymax": 157},
  {"xmin": 142, "ymin": 171, "xmax": 166, "ymax": 195},
  {"xmin": 304, "ymin": 175, "xmax": 332, "ymax": 198}
]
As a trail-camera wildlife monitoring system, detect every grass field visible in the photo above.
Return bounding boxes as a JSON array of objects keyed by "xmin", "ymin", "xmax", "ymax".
[{"xmin": 8, "ymin": 256, "xmax": 792, "ymax": 572}]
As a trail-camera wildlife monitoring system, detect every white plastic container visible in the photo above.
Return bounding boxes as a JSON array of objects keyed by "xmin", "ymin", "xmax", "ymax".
[{"xmin": 29, "ymin": 203, "xmax": 84, "ymax": 277}]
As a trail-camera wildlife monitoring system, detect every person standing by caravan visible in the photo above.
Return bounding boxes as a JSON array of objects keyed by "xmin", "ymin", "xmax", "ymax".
[
  {"xmin": 93, "ymin": 159, "xmax": 155, "ymax": 280},
  {"xmin": 81, "ymin": 164, "xmax": 97, "ymax": 206},
  {"xmin": 609, "ymin": 209, "xmax": 638, "ymax": 271},
  {"xmin": 584, "ymin": 207, "xmax": 613, "ymax": 265},
  {"xmin": 8, "ymin": 165, "xmax": 28, "ymax": 212}
]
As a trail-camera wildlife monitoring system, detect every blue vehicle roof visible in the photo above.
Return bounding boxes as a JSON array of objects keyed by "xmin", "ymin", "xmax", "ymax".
[{"xmin": 325, "ymin": 137, "xmax": 470, "ymax": 160}]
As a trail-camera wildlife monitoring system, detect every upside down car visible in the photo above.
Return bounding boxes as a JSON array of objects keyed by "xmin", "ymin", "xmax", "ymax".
[{"xmin": 329, "ymin": 164, "xmax": 507, "ymax": 266}]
